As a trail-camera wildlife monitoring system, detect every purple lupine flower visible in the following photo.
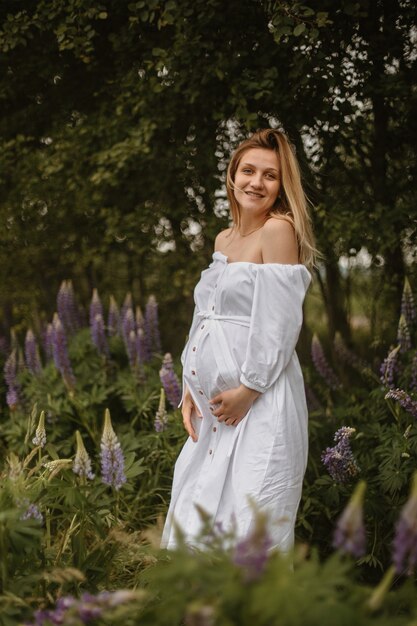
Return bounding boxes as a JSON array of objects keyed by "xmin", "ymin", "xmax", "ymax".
[
  {"xmin": 397, "ymin": 314, "xmax": 412, "ymax": 354},
  {"xmin": 136, "ymin": 306, "xmax": 151, "ymax": 362},
  {"xmin": 392, "ymin": 471, "xmax": 417, "ymax": 576},
  {"xmin": 43, "ymin": 323, "xmax": 54, "ymax": 361},
  {"xmin": 233, "ymin": 513, "xmax": 273, "ymax": 582},
  {"xmin": 90, "ymin": 288, "xmax": 103, "ymax": 326},
  {"xmin": 145, "ymin": 295, "xmax": 162, "ymax": 356},
  {"xmin": 4, "ymin": 349, "xmax": 19, "ymax": 409},
  {"xmin": 126, "ymin": 329, "xmax": 137, "ymax": 369},
  {"xmin": 411, "ymin": 351, "xmax": 417, "ymax": 392},
  {"xmin": 385, "ymin": 388, "xmax": 417, "ymax": 419},
  {"xmin": 380, "ymin": 344, "xmax": 401, "ymax": 388},
  {"xmin": 322, "ymin": 426, "xmax": 360, "ymax": 483},
  {"xmin": 107, "ymin": 295, "xmax": 119, "ymax": 337},
  {"xmin": 122, "ymin": 306, "xmax": 136, "ymax": 349},
  {"xmin": 159, "ymin": 353, "xmax": 181, "ymax": 409},
  {"xmin": 57, "ymin": 280, "xmax": 78, "ymax": 334},
  {"xmin": 100, "ymin": 408, "xmax": 127, "ymax": 490},
  {"xmin": 333, "ymin": 480, "xmax": 366, "ymax": 558},
  {"xmin": 32, "ymin": 411, "xmax": 46, "ymax": 448},
  {"xmin": 120, "ymin": 292, "xmax": 134, "ymax": 337},
  {"xmin": 333, "ymin": 332, "xmax": 370, "ymax": 373},
  {"xmin": 18, "ymin": 498, "xmax": 43, "ymax": 522},
  {"xmin": 52, "ymin": 313, "xmax": 76, "ymax": 388},
  {"xmin": 0, "ymin": 335, "xmax": 9, "ymax": 355},
  {"xmin": 91, "ymin": 313, "xmax": 109, "ymax": 357},
  {"xmin": 311, "ymin": 333, "xmax": 341, "ymax": 390},
  {"xmin": 73, "ymin": 430, "xmax": 95, "ymax": 480},
  {"xmin": 154, "ymin": 388, "xmax": 168, "ymax": 432},
  {"xmin": 136, "ymin": 327, "xmax": 147, "ymax": 365},
  {"xmin": 401, "ymin": 277, "xmax": 416, "ymax": 327},
  {"xmin": 25, "ymin": 329, "xmax": 42, "ymax": 375}
]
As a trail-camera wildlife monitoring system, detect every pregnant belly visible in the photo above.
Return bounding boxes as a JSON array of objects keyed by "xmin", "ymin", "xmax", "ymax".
[{"xmin": 193, "ymin": 325, "xmax": 248, "ymax": 399}]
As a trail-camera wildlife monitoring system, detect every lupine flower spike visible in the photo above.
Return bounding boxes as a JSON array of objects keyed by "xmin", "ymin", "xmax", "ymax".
[
  {"xmin": 322, "ymin": 426, "xmax": 360, "ymax": 483},
  {"xmin": 333, "ymin": 480, "xmax": 367, "ymax": 558},
  {"xmin": 107, "ymin": 296, "xmax": 119, "ymax": 337},
  {"xmin": 379, "ymin": 344, "xmax": 401, "ymax": 388},
  {"xmin": 91, "ymin": 313, "xmax": 109, "ymax": 357},
  {"xmin": 392, "ymin": 470, "xmax": 417, "ymax": 576},
  {"xmin": 52, "ymin": 313, "xmax": 76, "ymax": 388},
  {"xmin": 20, "ymin": 500, "xmax": 43, "ymax": 523},
  {"xmin": 120, "ymin": 293, "xmax": 133, "ymax": 338},
  {"xmin": 401, "ymin": 277, "xmax": 416, "ymax": 327},
  {"xmin": 32, "ymin": 410, "xmax": 47, "ymax": 448},
  {"xmin": 385, "ymin": 388, "xmax": 417, "ymax": 419},
  {"xmin": 25, "ymin": 329, "xmax": 42, "ymax": 375},
  {"xmin": 154, "ymin": 388, "xmax": 168, "ymax": 432},
  {"xmin": 397, "ymin": 314, "xmax": 411, "ymax": 353},
  {"xmin": 43, "ymin": 323, "xmax": 54, "ymax": 361},
  {"xmin": 411, "ymin": 351, "xmax": 417, "ymax": 392},
  {"xmin": 57, "ymin": 280, "xmax": 78, "ymax": 333},
  {"xmin": 90, "ymin": 289, "xmax": 103, "ymax": 327},
  {"xmin": 311, "ymin": 333, "xmax": 341, "ymax": 390},
  {"xmin": 4, "ymin": 349, "xmax": 20, "ymax": 409},
  {"xmin": 73, "ymin": 431, "xmax": 95, "ymax": 481},
  {"xmin": 145, "ymin": 295, "xmax": 162, "ymax": 356},
  {"xmin": 159, "ymin": 353, "xmax": 181, "ymax": 409},
  {"xmin": 100, "ymin": 409, "xmax": 127, "ymax": 490},
  {"xmin": 333, "ymin": 332, "xmax": 371, "ymax": 374},
  {"xmin": 136, "ymin": 306, "xmax": 151, "ymax": 362}
]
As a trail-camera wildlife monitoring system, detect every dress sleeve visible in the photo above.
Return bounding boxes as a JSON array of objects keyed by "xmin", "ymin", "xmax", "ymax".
[{"xmin": 240, "ymin": 264, "xmax": 312, "ymax": 394}]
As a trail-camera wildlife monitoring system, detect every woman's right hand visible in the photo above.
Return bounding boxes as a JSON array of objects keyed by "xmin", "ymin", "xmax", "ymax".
[{"xmin": 182, "ymin": 385, "xmax": 203, "ymax": 442}]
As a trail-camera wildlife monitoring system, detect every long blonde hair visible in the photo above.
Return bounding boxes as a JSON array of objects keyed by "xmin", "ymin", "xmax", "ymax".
[{"xmin": 226, "ymin": 128, "xmax": 319, "ymax": 270}]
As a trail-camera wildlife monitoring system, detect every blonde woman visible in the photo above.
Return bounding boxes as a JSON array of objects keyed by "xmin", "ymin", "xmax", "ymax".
[{"xmin": 161, "ymin": 128, "xmax": 318, "ymax": 554}]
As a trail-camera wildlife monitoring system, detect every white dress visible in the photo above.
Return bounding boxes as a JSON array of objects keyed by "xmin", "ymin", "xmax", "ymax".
[{"xmin": 161, "ymin": 250, "xmax": 312, "ymax": 552}]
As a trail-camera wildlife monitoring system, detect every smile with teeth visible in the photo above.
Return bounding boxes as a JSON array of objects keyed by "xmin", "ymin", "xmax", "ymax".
[{"xmin": 245, "ymin": 191, "xmax": 264, "ymax": 197}]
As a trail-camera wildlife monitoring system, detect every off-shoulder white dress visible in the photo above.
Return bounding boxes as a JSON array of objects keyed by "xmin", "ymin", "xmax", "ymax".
[{"xmin": 161, "ymin": 251, "xmax": 312, "ymax": 552}]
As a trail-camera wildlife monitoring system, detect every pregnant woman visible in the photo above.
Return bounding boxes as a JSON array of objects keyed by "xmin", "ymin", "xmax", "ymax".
[{"xmin": 161, "ymin": 128, "xmax": 318, "ymax": 554}]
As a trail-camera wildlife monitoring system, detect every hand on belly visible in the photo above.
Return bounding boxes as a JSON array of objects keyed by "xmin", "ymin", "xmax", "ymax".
[{"xmin": 209, "ymin": 384, "xmax": 261, "ymax": 427}]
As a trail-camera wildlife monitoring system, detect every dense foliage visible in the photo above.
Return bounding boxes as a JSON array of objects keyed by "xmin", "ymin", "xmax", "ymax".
[{"xmin": 0, "ymin": 273, "xmax": 416, "ymax": 625}]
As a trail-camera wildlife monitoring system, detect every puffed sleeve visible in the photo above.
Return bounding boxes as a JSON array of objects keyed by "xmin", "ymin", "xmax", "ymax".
[{"xmin": 240, "ymin": 264, "xmax": 312, "ymax": 393}]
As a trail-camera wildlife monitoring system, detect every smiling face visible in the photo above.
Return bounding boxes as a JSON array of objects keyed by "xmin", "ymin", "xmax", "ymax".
[{"xmin": 233, "ymin": 148, "xmax": 281, "ymax": 216}]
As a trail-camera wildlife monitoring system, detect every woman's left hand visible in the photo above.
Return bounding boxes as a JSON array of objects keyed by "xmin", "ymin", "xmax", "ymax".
[{"xmin": 209, "ymin": 385, "xmax": 261, "ymax": 427}]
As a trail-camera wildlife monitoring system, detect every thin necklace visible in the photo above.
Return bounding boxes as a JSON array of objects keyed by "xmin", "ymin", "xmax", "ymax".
[{"xmin": 238, "ymin": 223, "xmax": 265, "ymax": 237}]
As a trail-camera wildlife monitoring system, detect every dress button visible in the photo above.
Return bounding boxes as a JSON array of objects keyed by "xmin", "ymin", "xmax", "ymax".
[
  {"xmin": 211, "ymin": 306, "xmax": 214, "ymax": 311},
  {"xmin": 192, "ymin": 346, "xmax": 196, "ymax": 351},
  {"xmin": 213, "ymin": 426, "xmax": 217, "ymax": 432},
  {"xmin": 199, "ymin": 390, "xmax": 203, "ymax": 395},
  {"xmin": 191, "ymin": 370, "xmax": 196, "ymax": 375},
  {"xmin": 201, "ymin": 325, "xmax": 205, "ymax": 329},
  {"xmin": 214, "ymin": 284, "xmax": 217, "ymax": 288},
  {"xmin": 209, "ymin": 449, "xmax": 213, "ymax": 455}
]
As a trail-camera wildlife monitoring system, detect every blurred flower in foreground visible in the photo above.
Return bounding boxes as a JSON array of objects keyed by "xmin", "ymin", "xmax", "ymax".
[
  {"xmin": 20, "ymin": 500, "xmax": 43, "ymax": 523},
  {"xmin": 311, "ymin": 333, "xmax": 341, "ymax": 390},
  {"xmin": 392, "ymin": 470, "xmax": 417, "ymax": 576},
  {"xmin": 25, "ymin": 329, "xmax": 42, "ymax": 375},
  {"xmin": 154, "ymin": 388, "xmax": 168, "ymax": 432},
  {"xmin": 73, "ymin": 431, "xmax": 95, "ymax": 481},
  {"xmin": 385, "ymin": 388, "xmax": 417, "ymax": 419},
  {"xmin": 26, "ymin": 590, "xmax": 142, "ymax": 626},
  {"xmin": 333, "ymin": 480, "xmax": 366, "ymax": 558},
  {"xmin": 233, "ymin": 511, "xmax": 273, "ymax": 582},
  {"xmin": 159, "ymin": 353, "xmax": 181, "ymax": 409},
  {"xmin": 322, "ymin": 426, "xmax": 360, "ymax": 483},
  {"xmin": 32, "ymin": 410, "xmax": 46, "ymax": 448},
  {"xmin": 379, "ymin": 344, "xmax": 400, "ymax": 388},
  {"xmin": 100, "ymin": 408, "xmax": 126, "ymax": 490}
]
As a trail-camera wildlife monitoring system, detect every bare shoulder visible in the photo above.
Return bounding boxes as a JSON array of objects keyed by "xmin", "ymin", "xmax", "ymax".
[
  {"xmin": 261, "ymin": 215, "xmax": 299, "ymax": 264},
  {"xmin": 214, "ymin": 227, "xmax": 233, "ymax": 252}
]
